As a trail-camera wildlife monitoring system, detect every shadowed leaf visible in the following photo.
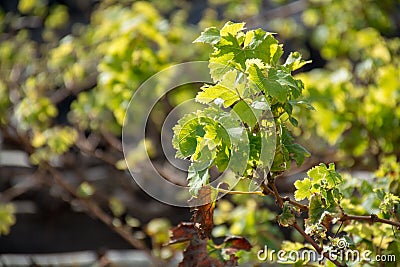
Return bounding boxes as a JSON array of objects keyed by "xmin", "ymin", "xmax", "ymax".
[
  {"xmin": 169, "ymin": 222, "xmax": 197, "ymax": 244},
  {"xmin": 223, "ymin": 236, "xmax": 252, "ymax": 251}
]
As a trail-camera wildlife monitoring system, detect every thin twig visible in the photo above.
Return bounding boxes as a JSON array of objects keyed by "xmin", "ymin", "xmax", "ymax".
[
  {"xmin": 261, "ymin": 182, "xmax": 308, "ymax": 211},
  {"xmin": 101, "ymin": 130, "xmax": 123, "ymax": 152},
  {"xmin": 334, "ymin": 221, "xmax": 344, "ymax": 238},
  {"xmin": 216, "ymin": 188, "xmax": 265, "ymax": 196},
  {"xmin": 265, "ymin": 179, "xmax": 346, "ymax": 266},
  {"xmin": 260, "ymin": 182, "xmax": 273, "ymax": 195},
  {"xmin": 0, "ymin": 171, "xmax": 41, "ymax": 202},
  {"xmin": 281, "ymin": 196, "xmax": 309, "ymax": 211},
  {"xmin": 75, "ymin": 133, "xmax": 118, "ymax": 165},
  {"xmin": 340, "ymin": 214, "xmax": 400, "ymax": 229},
  {"xmin": 50, "ymin": 74, "xmax": 97, "ymax": 104},
  {"xmin": 269, "ymin": 180, "xmax": 284, "ymax": 208}
]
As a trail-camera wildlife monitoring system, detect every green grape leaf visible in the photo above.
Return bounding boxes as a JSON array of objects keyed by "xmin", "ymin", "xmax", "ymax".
[
  {"xmin": 289, "ymin": 99, "xmax": 315, "ymax": 110},
  {"xmin": 271, "ymin": 146, "xmax": 288, "ymax": 172},
  {"xmin": 307, "ymin": 195, "xmax": 324, "ymax": 223},
  {"xmin": 210, "ymin": 25, "xmax": 282, "ymax": 71},
  {"xmin": 232, "ymin": 100, "xmax": 257, "ymax": 128},
  {"xmin": 243, "ymin": 28, "xmax": 282, "ymax": 65},
  {"xmin": 203, "ymin": 120, "xmax": 230, "ymax": 150},
  {"xmin": 196, "ymin": 84, "xmax": 239, "ymax": 107},
  {"xmin": 220, "ymin": 21, "xmax": 246, "ymax": 37},
  {"xmin": 307, "ymin": 163, "xmax": 343, "ymax": 188},
  {"xmin": 247, "ymin": 131, "xmax": 261, "ymax": 169},
  {"xmin": 325, "ymin": 163, "xmax": 343, "ymax": 187},
  {"xmin": 306, "ymin": 194, "xmax": 342, "ymax": 226},
  {"xmin": 289, "ymin": 116, "xmax": 298, "ymax": 127},
  {"xmin": 294, "ymin": 178, "xmax": 312, "ymax": 201},
  {"xmin": 214, "ymin": 34, "xmax": 247, "ymax": 70},
  {"xmin": 282, "ymin": 127, "xmax": 310, "ymax": 166},
  {"xmin": 374, "ymin": 188, "xmax": 386, "ymax": 201},
  {"xmin": 219, "ymin": 69, "xmax": 246, "ymax": 95},
  {"xmin": 247, "ymin": 63, "xmax": 288, "ymax": 102},
  {"xmin": 194, "ymin": 142, "xmax": 215, "ymax": 163},
  {"xmin": 288, "ymin": 143, "xmax": 310, "ymax": 166},
  {"xmin": 173, "ymin": 104, "xmax": 249, "ymax": 194},
  {"xmin": 375, "ymin": 191, "xmax": 400, "ymax": 213},
  {"xmin": 307, "ymin": 165, "xmax": 325, "ymax": 183},
  {"xmin": 196, "ymin": 70, "xmax": 244, "ymax": 108},
  {"xmin": 209, "ymin": 53, "xmax": 236, "ymax": 82},
  {"xmin": 187, "ymin": 162, "xmax": 211, "ymax": 196},
  {"xmin": 218, "ymin": 110, "xmax": 249, "ymax": 175},
  {"xmin": 245, "ymin": 58, "xmax": 265, "ymax": 69},
  {"xmin": 268, "ymin": 68, "xmax": 302, "ymax": 98},
  {"xmin": 278, "ymin": 202, "xmax": 296, "ymax": 227},
  {"xmin": 187, "ymin": 148, "xmax": 214, "ymax": 196},
  {"xmin": 284, "ymin": 51, "xmax": 311, "ymax": 71},
  {"xmin": 172, "ymin": 113, "xmax": 205, "ymax": 158},
  {"xmin": 193, "ymin": 27, "xmax": 220, "ymax": 44},
  {"xmin": 214, "ymin": 145, "xmax": 230, "ymax": 172}
]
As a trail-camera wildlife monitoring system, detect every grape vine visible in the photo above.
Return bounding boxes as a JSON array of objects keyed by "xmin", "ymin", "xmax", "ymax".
[{"xmin": 171, "ymin": 22, "xmax": 400, "ymax": 267}]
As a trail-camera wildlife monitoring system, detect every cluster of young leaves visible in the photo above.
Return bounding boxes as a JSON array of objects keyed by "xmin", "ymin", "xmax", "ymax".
[
  {"xmin": 227, "ymin": 0, "xmax": 400, "ymax": 170},
  {"xmin": 173, "ymin": 21, "xmax": 311, "ymax": 196},
  {"xmin": 172, "ymin": 106, "xmax": 246, "ymax": 195},
  {"xmin": 370, "ymin": 156, "xmax": 399, "ymax": 223},
  {"xmin": 275, "ymin": 158, "xmax": 400, "ymax": 266},
  {"xmin": 278, "ymin": 160, "xmax": 399, "ymax": 266},
  {"xmin": 294, "ymin": 164, "xmax": 343, "ymax": 240}
]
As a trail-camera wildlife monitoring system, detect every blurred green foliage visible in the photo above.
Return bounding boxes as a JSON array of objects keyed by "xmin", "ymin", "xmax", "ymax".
[
  {"xmin": 0, "ymin": 203, "xmax": 16, "ymax": 236},
  {"xmin": 284, "ymin": 0, "xmax": 400, "ymax": 168}
]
